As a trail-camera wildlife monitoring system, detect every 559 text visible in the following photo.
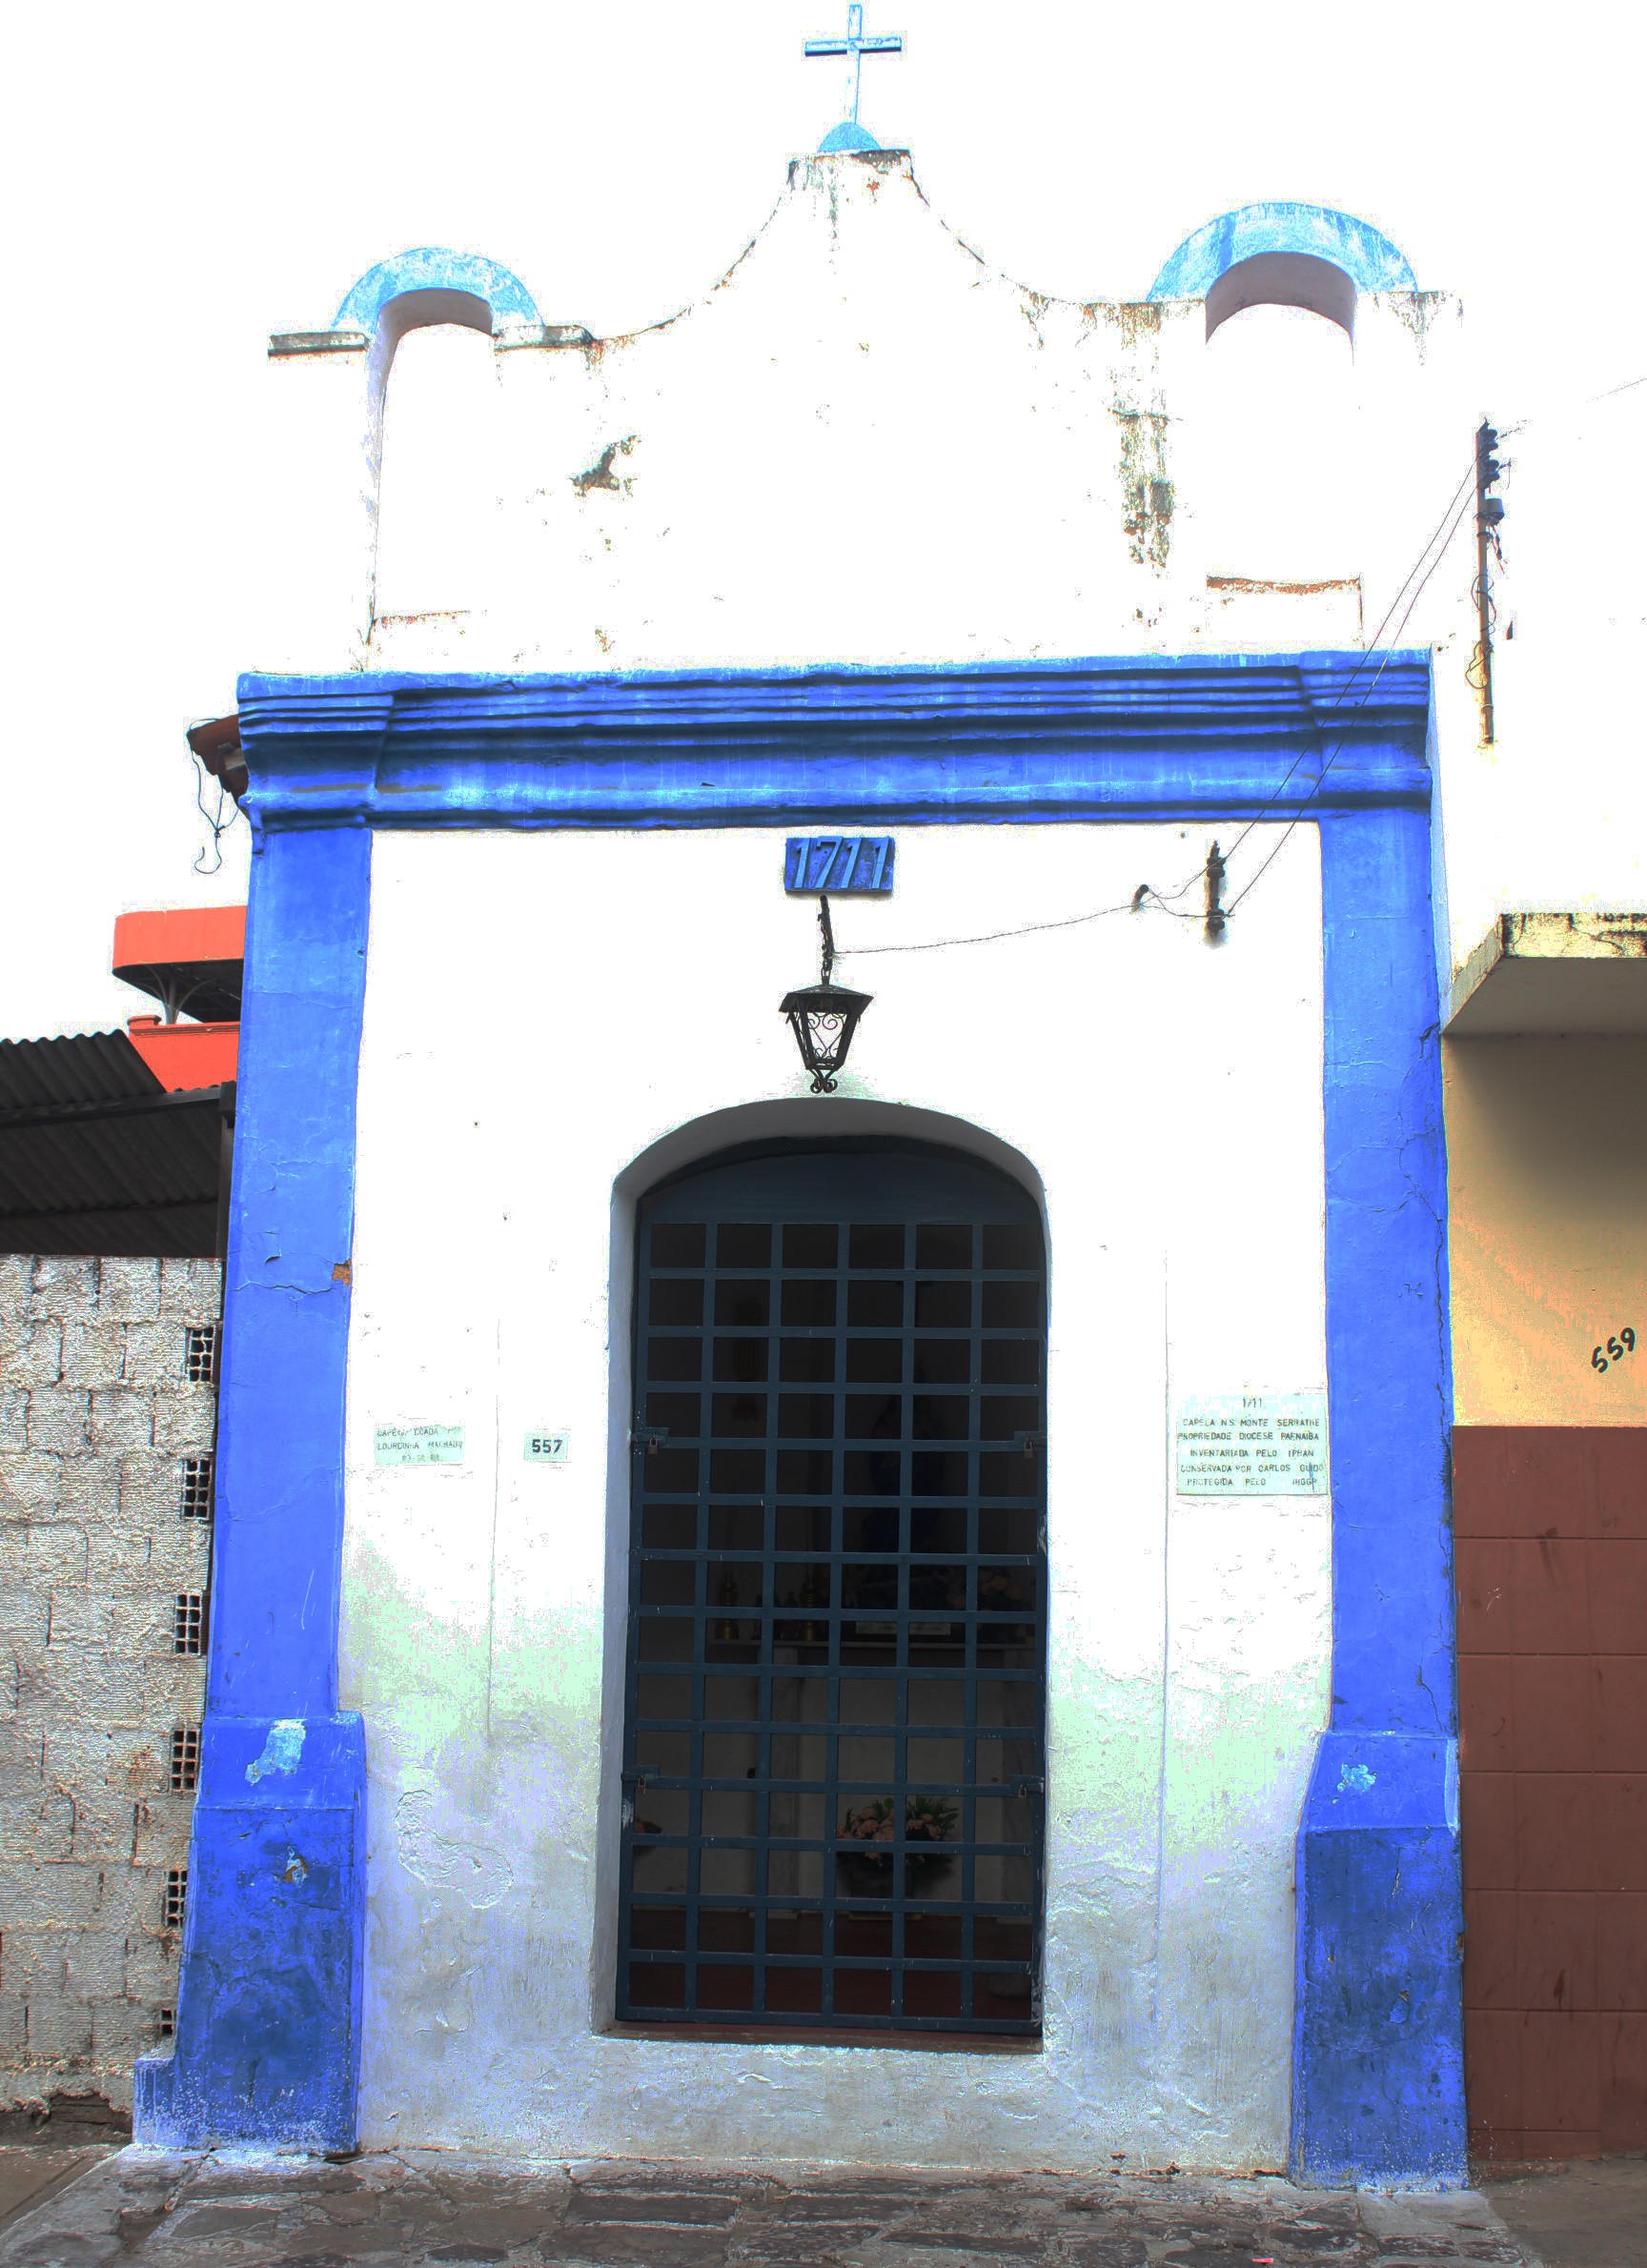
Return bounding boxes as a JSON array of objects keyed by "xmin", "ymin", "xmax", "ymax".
[{"xmin": 1592, "ymin": 1328, "xmax": 1637, "ymax": 1374}]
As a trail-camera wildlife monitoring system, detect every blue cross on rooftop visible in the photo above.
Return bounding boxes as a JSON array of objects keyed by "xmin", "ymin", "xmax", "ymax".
[{"xmin": 806, "ymin": 4, "xmax": 904, "ymax": 153}]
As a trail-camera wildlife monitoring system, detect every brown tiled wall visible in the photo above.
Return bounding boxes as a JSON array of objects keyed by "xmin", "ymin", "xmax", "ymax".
[{"xmin": 1455, "ymin": 1427, "xmax": 1647, "ymax": 2160}]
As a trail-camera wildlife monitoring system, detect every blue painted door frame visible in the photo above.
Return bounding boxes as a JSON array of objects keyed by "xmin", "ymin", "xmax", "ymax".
[{"xmin": 135, "ymin": 656, "xmax": 1462, "ymax": 2180}]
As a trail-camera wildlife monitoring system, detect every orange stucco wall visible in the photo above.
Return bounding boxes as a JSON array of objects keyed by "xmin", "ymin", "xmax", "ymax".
[{"xmin": 1446, "ymin": 1039, "xmax": 1647, "ymax": 1427}]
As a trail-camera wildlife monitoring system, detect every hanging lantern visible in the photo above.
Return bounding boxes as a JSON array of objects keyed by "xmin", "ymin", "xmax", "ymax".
[
  {"xmin": 781, "ymin": 894, "xmax": 871, "ymax": 1094},
  {"xmin": 781, "ymin": 979, "xmax": 873, "ymax": 1092}
]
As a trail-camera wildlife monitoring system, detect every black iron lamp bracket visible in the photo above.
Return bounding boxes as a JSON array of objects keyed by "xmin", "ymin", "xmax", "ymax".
[{"xmin": 779, "ymin": 891, "xmax": 873, "ymax": 1094}]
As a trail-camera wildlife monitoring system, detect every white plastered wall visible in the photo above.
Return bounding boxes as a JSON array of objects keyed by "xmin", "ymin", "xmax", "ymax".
[{"xmin": 339, "ymin": 817, "xmax": 1331, "ymax": 2169}]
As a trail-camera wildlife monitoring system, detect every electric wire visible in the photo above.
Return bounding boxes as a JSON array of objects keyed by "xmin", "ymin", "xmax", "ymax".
[
  {"xmin": 835, "ymin": 454, "xmax": 1483, "ymax": 964},
  {"xmin": 1213, "ymin": 456, "xmax": 1477, "ymax": 874},
  {"xmin": 1502, "ymin": 370, "xmax": 1647, "ymax": 435},
  {"xmin": 840, "ymin": 857, "xmax": 1212, "ymax": 959},
  {"xmin": 1222, "ymin": 478, "xmax": 1479, "ymax": 916},
  {"xmin": 840, "ymin": 893, "xmax": 1152, "ymax": 958},
  {"xmin": 192, "ymin": 757, "xmax": 239, "ymax": 878}
]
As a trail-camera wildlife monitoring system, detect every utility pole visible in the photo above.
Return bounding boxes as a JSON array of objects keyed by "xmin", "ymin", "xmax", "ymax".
[{"xmin": 1474, "ymin": 419, "xmax": 1506, "ymax": 744}]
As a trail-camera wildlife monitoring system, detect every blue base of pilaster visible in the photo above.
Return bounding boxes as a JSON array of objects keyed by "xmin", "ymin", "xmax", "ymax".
[
  {"xmin": 134, "ymin": 1712, "xmax": 366, "ymax": 2151},
  {"xmin": 1290, "ymin": 1731, "xmax": 1466, "ymax": 2189}
]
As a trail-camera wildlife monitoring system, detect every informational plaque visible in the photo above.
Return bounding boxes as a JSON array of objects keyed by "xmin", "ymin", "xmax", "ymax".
[
  {"xmin": 375, "ymin": 1423, "xmax": 464, "ymax": 1468},
  {"xmin": 1173, "ymin": 1393, "xmax": 1329, "ymax": 1497}
]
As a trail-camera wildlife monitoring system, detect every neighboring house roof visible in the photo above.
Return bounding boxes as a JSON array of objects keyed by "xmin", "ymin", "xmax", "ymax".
[
  {"xmin": 0, "ymin": 1032, "xmax": 227, "ymax": 1259},
  {"xmin": 125, "ymin": 1017, "xmax": 240, "ymax": 1091},
  {"xmin": 112, "ymin": 904, "xmax": 246, "ymax": 1023}
]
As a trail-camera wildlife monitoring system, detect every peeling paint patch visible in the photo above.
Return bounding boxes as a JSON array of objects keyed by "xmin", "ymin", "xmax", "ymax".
[
  {"xmin": 1336, "ymin": 1761, "xmax": 1376, "ymax": 1794},
  {"xmin": 395, "ymin": 1790, "xmax": 514, "ymax": 1910},
  {"xmin": 571, "ymin": 436, "xmax": 639, "ymax": 496},
  {"xmin": 246, "ymin": 1719, "xmax": 306, "ymax": 1785},
  {"xmin": 281, "ymin": 1847, "xmax": 309, "ymax": 1885},
  {"xmin": 1116, "ymin": 410, "xmax": 1172, "ymax": 570},
  {"xmin": 1105, "ymin": 300, "xmax": 1165, "ymax": 343}
]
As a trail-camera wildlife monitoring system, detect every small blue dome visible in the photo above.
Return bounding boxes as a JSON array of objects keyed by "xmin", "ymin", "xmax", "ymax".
[
  {"xmin": 819, "ymin": 120, "xmax": 882, "ymax": 153},
  {"xmin": 1149, "ymin": 203, "xmax": 1415, "ymax": 300},
  {"xmin": 333, "ymin": 248, "xmax": 540, "ymax": 335}
]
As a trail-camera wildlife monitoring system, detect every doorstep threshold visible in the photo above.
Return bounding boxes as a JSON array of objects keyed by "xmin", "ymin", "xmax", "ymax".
[{"xmin": 603, "ymin": 2021, "xmax": 1042, "ymax": 2054}]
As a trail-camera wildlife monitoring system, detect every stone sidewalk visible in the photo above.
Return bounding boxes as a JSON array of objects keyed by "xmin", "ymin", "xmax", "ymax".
[
  {"xmin": 1477, "ymin": 2160, "xmax": 1646, "ymax": 2268},
  {"xmin": 0, "ymin": 2153, "xmax": 1541, "ymax": 2268}
]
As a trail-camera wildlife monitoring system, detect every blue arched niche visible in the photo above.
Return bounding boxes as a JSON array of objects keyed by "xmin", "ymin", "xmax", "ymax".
[
  {"xmin": 328, "ymin": 249, "xmax": 541, "ymax": 575},
  {"xmin": 333, "ymin": 247, "xmax": 540, "ymax": 337},
  {"xmin": 1149, "ymin": 203, "xmax": 1415, "ymax": 340}
]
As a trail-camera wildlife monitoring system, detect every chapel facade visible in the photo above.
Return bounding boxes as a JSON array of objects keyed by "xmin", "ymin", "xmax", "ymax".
[{"xmin": 126, "ymin": 126, "xmax": 1647, "ymax": 2179}]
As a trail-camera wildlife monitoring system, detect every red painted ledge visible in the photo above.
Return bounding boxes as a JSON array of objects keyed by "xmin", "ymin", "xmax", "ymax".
[{"xmin": 126, "ymin": 1016, "xmax": 239, "ymax": 1090}]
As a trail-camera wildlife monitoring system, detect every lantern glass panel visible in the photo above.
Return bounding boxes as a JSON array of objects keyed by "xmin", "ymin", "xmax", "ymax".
[{"xmin": 781, "ymin": 982, "xmax": 872, "ymax": 1094}]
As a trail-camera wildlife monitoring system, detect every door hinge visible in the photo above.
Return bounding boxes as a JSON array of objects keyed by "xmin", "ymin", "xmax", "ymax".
[{"xmin": 620, "ymin": 1764, "xmax": 657, "ymax": 1830}]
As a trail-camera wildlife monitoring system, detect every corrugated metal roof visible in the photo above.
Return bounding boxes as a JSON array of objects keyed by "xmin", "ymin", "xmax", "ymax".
[
  {"xmin": 0, "ymin": 1032, "xmax": 223, "ymax": 1259},
  {"xmin": 0, "ymin": 1030, "xmax": 166, "ymax": 1112}
]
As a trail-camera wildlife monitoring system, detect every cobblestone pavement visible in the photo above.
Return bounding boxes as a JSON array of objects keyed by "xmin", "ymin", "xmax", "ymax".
[{"xmin": 0, "ymin": 2153, "xmax": 1541, "ymax": 2268}]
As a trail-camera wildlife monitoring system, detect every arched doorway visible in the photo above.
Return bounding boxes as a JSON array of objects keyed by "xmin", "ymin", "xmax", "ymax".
[{"xmin": 619, "ymin": 1141, "xmax": 1047, "ymax": 2036}]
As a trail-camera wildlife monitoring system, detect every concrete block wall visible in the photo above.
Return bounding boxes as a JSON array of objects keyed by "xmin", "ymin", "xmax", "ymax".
[{"xmin": 0, "ymin": 1253, "xmax": 219, "ymax": 2114}]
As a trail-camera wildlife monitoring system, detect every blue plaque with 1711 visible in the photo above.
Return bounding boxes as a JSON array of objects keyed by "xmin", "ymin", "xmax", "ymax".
[{"xmin": 784, "ymin": 835, "xmax": 896, "ymax": 893}]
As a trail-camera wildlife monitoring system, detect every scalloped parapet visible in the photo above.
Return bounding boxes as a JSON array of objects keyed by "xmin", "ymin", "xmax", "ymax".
[{"xmin": 250, "ymin": 152, "xmax": 1468, "ymax": 695}]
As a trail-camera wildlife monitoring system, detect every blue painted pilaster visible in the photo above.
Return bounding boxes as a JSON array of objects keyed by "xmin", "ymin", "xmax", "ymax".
[
  {"xmin": 1291, "ymin": 806, "xmax": 1464, "ymax": 2187},
  {"xmin": 134, "ymin": 825, "xmax": 371, "ymax": 2151}
]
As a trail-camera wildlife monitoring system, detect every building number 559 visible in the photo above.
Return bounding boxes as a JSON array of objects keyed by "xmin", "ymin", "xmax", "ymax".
[{"xmin": 1592, "ymin": 1328, "xmax": 1637, "ymax": 1373}]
